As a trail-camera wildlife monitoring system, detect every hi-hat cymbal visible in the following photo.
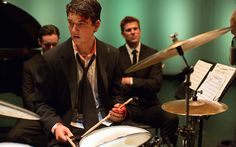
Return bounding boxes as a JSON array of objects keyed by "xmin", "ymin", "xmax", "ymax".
[
  {"xmin": 125, "ymin": 27, "xmax": 231, "ymax": 73},
  {"xmin": 161, "ymin": 99, "xmax": 228, "ymax": 116},
  {"xmin": 0, "ymin": 100, "xmax": 40, "ymax": 120}
]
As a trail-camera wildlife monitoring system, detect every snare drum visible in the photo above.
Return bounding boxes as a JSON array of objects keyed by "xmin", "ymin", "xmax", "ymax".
[{"xmin": 79, "ymin": 125, "xmax": 152, "ymax": 147}]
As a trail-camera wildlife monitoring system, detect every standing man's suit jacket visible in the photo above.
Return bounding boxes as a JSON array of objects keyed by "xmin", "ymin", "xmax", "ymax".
[
  {"xmin": 118, "ymin": 44, "xmax": 163, "ymax": 107},
  {"xmin": 33, "ymin": 38, "xmax": 121, "ymax": 135}
]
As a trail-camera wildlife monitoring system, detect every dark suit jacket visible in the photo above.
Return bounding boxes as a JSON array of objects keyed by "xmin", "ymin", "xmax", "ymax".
[
  {"xmin": 118, "ymin": 44, "xmax": 163, "ymax": 114},
  {"xmin": 33, "ymin": 38, "xmax": 121, "ymax": 135},
  {"xmin": 22, "ymin": 54, "xmax": 42, "ymax": 110}
]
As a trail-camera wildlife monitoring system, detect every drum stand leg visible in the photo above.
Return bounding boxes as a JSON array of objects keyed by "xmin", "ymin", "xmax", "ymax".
[
  {"xmin": 197, "ymin": 117, "xmax": 203, "ymax": 147},
  {"xmin": 178, "ymin": 116, "xmax": 204, "ymax": 147},
  {"xmin": 179, "ymin": 116, "xmax": 198, "ymax": 147}
]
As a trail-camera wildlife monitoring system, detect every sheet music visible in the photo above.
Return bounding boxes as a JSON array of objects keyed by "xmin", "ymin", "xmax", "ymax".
[
  {"xmin": 210, "ymin": 63, "xmax": 235, "ymax": 100},
  {"xmin": 190, "ymin": 60, "xmax": 213, "ymax": 90},
  {"xmin": 197, "ymin": 63, "xmax": 236, "ymax": 101}
]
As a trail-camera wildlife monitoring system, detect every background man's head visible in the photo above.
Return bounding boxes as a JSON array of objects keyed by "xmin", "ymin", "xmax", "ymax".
[
  {"xmin": 38, "ymin": 24, "xmax": 60, "ymax": 53},
  {"xmin": 120, "ymin": 16, "xmax": 141, "ymax": 48}
]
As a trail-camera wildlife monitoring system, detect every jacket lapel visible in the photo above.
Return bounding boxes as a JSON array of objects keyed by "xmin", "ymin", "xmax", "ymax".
[
  {"xmin": 60, "ymin": 39, "xmax": 78, "ymax": 110},
  {"xmin": 96, "ymin": 39, "xmax": 108, "ymax": 92}
]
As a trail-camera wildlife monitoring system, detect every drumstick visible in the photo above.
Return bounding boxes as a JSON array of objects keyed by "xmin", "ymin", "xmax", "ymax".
[
  {"xmin": 81, "ymin": 97, "xmax": 133, "ymax": 138},
  {"xmin": 118, "ymin": 97, "xmax": 133, "ymax": 108},
  {"xmin": 66, "ymin": 135, "xmax": 76, "ymax": 147}
]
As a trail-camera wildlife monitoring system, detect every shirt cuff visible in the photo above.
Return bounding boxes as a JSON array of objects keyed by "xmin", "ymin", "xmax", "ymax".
[
  {"xmin": 130, "ymin": 77, "xmax": 133, "ymax": 85},
  {"xmin": 51, "ymin": 123, "xmax": 63, "ymax": 134}
]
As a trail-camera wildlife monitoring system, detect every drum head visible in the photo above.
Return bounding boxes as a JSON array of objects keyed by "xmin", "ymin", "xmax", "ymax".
[
  {"xmin": 80, "ymin": 125, "xmax": 152, "ymax": 147},
  {"xmin": 0, "ymin": 142, "xmax": 32, "ymax": 147}
]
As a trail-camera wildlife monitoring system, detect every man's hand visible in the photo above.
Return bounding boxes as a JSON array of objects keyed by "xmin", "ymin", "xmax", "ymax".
[
  {"xmin": 54, "ymin": 124, "xmax": 73, "ymax": 142},
  {"xmin": 230, "ymin": 10, "xmax": 236, "ymax": 36},
  {"xmin": 109, "ymin": 103, "xmax": 127, "ymax": 123}
]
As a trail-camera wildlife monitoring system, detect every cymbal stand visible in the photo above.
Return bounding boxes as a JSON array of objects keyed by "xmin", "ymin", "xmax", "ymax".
[
  {"xmin": 192, "ymin": 91, "xmax": 204, "ymax": 147},
  {"xmin": 170, "ymin": 34, "xmax": 196, "ymax": 147},
  {"xmin": 179, "ymin": 57, "xmax": 207, "ymax": 147},
  {"xmin": 175, "ymin": 45, "xmax": 196, "ymax": 147},
  {"xmin": 181, "ymin": 113, "xmax": 204, "ymax": 147}
]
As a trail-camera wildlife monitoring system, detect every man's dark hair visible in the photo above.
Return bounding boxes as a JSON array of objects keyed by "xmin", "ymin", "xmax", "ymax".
[
  {"xmin": 66, "ymin": 0, "xmax": 102, "ymax": 24},
  {"xmin": 38, "ymin": 24, "xmax": 60, "ymax": 42},
  {"xmin": 120, "ymin": 16, "xmax": 140, "ymax": 32}
]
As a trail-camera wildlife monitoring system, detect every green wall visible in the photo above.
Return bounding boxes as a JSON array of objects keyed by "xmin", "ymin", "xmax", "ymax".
[{"xmin": 6, "ymin": 0, "xmax": 236, "ymax": 74}]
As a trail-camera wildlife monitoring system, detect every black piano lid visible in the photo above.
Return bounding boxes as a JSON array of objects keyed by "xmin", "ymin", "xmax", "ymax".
[
  {"xmin": 0, "ymin": 1, "xmax": 41, "ymax": 95},
  {"xmin": 0, "ymin": 0, "xmax": 41, "ymax": 48}
]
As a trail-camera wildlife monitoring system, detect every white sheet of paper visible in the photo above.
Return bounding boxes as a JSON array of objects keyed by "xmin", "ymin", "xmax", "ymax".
[
  {"xmin": 197, "ymin": 63, "xmax": 236, "ymax": 101},
  {"xmin": 190, "ymin": 60, "xmax": 213, "ymax": 90}
]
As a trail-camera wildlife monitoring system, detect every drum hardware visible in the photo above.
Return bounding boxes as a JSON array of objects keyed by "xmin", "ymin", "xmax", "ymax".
[
  {"xmin": 168, "ymin": 32, "xmax": 197, "ymax": 147},
  {"xmin": 163, "ymin": 32, "xmax": 228, "ymax": 147},
  {"xmin": 125, "ymin": 26, "xmax": 231, "ymax": 147},
  {"xmin": 141, "ymin": 136, "xmax": 173, "ymax": 147},
  {"xmin": 144, "ymin": 136, "xmax": 162, "ymax": 147},
  {"xmin": 161, "ymin": 59, "xmax": 227, "ymax": 147}
]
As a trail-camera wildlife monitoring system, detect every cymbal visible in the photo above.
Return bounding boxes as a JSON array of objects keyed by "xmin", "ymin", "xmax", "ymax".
[
  {"xmin": 0, "ymin": 100, "xmax": 40, "ymax": 120},
  {"xmin": 161, "ymin": 99, "xmax": 228, "ymax": 116},
  {"xmin": 125, "ymin": 27, "xmax": 231, "ymax": 73}
]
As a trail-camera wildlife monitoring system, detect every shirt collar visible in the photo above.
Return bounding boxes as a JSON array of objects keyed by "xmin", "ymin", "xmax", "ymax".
[
  {"xmin": 125, "ymin": 42, "xmax": 141, "ymax": 55},
  {"xmin": 72, "ymin": 39, "xmax": 97, "ymax": 60}
]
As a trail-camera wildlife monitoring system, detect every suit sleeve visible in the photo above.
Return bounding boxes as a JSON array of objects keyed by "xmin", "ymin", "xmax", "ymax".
[
  {"xmin": 132, "ymin": 62, "xmax": 163, "ymax": 92},
  {"xmin": 33, "ymin": 55, "xmax": 62, "ymax": 136},
  {"xmin": 22, "ymin": 62, "xmax": 35, "ymax": 110}
]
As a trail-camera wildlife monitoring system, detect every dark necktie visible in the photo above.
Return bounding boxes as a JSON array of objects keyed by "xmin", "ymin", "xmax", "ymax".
[
  {"xmin": 76, "ymin": 54, "xmax": 98, "ymax": 130},
  {"xmin": 132, "ymin": 49, "xmax": 138, "ymax": 64}
]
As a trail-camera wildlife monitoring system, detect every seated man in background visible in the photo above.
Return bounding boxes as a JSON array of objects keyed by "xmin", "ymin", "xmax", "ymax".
[
  {"xmin": 23, "ymin": 24, "xmax": 60, "ymax": 110},
  {"xmin": 118, "ymin": 16, "xmax": 179, "ymax": 146},
  {"xmin": 5, "ymin": 24, "xmax": 60, "ymax": 147}
]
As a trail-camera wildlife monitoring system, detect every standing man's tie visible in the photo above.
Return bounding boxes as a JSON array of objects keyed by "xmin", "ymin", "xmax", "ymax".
[
  {"xmin": 132, "ymin": 49, "xmax": 137, "ymax": 64},
  {"xmin": 76, "ymin": 54, "xmax": 98, "ymax": 130}
]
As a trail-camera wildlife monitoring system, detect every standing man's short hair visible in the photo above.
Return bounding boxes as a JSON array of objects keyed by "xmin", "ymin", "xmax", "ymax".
[{"xmin": 120, "ymin": 16, "xmax": 140, "ymax": 32}]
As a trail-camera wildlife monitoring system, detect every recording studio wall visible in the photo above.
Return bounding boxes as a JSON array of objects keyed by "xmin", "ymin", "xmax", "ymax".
[{"xmin": 6, "ymin": 0, "xmax": 236, "ymax": 75}]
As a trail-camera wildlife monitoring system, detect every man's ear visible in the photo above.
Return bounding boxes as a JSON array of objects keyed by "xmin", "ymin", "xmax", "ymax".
[
  {"xmin": 230, "ymin": 11, "xmax": 236, "ymax": 36},
  {"xmin": 38, "ymin": 38, "xmax": 42, "ymax": 46},
  {"xmin": 121, "ymin": 32, "xmax": 125, "ymax": 38},
  {"xmin": 94, "ymin": 20, "xmax": 101, "ymax": 32}
]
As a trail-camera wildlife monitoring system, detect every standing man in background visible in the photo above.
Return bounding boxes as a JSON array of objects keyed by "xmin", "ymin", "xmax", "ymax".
[
  {"xmin": 32, "ymin": 0, "xmax": 126, "ymax": 146},
  {"xmin": 118, "ymin": 16, "xmax": 179, "ymax": 146},
  {"xmin": 5, "ymin": 24, "xmax": 60, "ymax": 147}
]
